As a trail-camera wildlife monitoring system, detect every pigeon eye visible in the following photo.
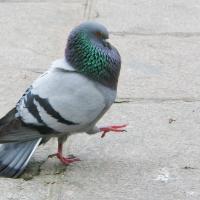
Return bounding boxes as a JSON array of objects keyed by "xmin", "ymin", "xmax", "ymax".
[{"xmin": 95, "ymin": 31, "xmax": 102, "ymax": 38}]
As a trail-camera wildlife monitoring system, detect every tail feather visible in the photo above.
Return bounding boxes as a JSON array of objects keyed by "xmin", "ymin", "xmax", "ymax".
[
  {"xmin": 0, "ymin": 108, "xmax": 16, "ymax": 126},
  {"xmin": 0, "ymin": 138, "xmax": 42, "ymax": 178}
]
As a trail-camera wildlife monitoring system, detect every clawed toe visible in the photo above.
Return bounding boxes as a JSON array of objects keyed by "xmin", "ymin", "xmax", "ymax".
[
  {"xmin": 48, "ymin": 153, "xmax": 81, "ymax": 165},
  {"xmin": 60, "ymin": 156, "xmax": 81, "ymax": 165},
  {"xmin": 100, "ymin": 124, "xmax": 128, "ymax": 138}
]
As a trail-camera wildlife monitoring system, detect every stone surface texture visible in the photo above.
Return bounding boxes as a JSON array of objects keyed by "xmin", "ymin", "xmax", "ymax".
[{"xmin": 0, "ymin": 0, "xmax": 200, "ymax": 199}]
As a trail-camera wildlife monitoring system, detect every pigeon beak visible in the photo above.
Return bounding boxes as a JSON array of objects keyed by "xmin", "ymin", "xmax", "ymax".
[
  {"xmin": 105, "ymin": 33, "xmax": 109, "ymax": 40},
  {"xmin": 102, "ymin": 40, "xmax": 111, "ymax": 49},
  {"xmin": 103, "ymin": 30, "xmax": 109, "ymax": 40}
]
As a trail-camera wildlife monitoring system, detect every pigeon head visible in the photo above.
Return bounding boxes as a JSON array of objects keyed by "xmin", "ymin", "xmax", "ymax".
[
  {"xmin": 77, "ymin": 21, "xmax": 109, "ymax": 40},
  {"xmin": 65, "ymin": 22, "xmax": 121, "ymax": 90}
]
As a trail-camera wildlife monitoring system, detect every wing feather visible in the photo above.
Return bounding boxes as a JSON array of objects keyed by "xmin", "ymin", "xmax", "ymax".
[{"xmin": 16, "ymin": 59, "xmax": 106, "ymax": 133}]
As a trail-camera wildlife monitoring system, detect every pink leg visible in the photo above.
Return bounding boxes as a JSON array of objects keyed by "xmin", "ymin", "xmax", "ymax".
[
  {"xmin": 49, "ymin": 143, "xmax": 80, "ymax": 165},
  {"xmin": 100, "ymin": 124, "xmax": 127, "ymax": 138}
]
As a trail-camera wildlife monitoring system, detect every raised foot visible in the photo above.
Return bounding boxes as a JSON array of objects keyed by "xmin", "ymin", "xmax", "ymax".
[
  {"xmin": 48, "ymin": 153, "xmax": 81, "ymax": 165},
  {"xmin": 100, "ymin": 124, "xmax": 127, "ymax": 138}
]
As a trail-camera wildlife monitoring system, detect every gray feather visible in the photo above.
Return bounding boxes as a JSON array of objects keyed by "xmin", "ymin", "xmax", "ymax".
[
  {"xmin": 0, "ymin": 118, "xmax": 42, "ymax": 143},
  {"xmin": 0, "ymin": 108, "xmax": 42, "ymax": 177},
  {"xmin": 0, "ymin": 138, "xmax": 42, "ymax": 178},
  {"xmin": 0, "ymin": 108, "xmax": 16, "ymax": 126}
]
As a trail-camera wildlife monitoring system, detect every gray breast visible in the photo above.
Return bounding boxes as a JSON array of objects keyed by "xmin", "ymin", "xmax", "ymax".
[{"xmin": 94, "ymin": 83, "xmax": 117, "ymax": 108}]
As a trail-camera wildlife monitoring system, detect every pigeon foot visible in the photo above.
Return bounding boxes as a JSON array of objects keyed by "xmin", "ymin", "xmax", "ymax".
[
  {"xmin": 100, "ymin": 124, "xmax": 127, "ymax": 138},
  {"xmin": 48, "ymin": 142, "xmax": 80, "ymax": 165},
  {"xmin": 48, "ymin": 153, "xmax": 80, "ymax": 165}
]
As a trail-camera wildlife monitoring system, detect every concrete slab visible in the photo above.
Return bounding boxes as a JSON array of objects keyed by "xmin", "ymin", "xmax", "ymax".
[
  {"xmin": 0, "ymin": 2, "xmax": 84, "ymax": 71},
  {"xmin": 111, "ymin": 35, "xmax": 200, "ymax": 100},
  {"xmin": 89, "ymin": 0, "xmax": 200, "ymax": 33},
  {"xmin": 0, "ymin": 0, "xmax": 200, "ymax": 200},
  {"xmin": 1, "ymin": 102, "xmax": 200, "ymax": 200}
]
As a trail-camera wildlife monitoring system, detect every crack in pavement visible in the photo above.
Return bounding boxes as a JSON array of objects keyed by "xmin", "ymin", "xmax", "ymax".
[
  {"xmin": 115, "ymin": 97, "xmax": 200, "ymax": 104},
  {"xmin": 83, "ymin": 0, "xmax": 95, "ymax": 20},
  {"xmin": 110, "ymin": 31, "xmax": 200, "ymax": 38}
]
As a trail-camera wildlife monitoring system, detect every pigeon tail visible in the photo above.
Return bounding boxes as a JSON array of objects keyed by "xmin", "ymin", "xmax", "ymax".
[{"xmin": 0, "ymin": 138, "xmax": 42, "ymax": 178}]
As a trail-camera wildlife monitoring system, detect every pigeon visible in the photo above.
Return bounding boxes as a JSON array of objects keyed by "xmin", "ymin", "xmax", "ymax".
[{"xmin": 0, "ymin": 21, "xmax": 127, "ymax": 178}]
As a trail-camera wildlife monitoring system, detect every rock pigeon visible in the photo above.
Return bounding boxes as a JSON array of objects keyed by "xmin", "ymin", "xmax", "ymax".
[{"xmin": 0, "ymin": 21, "xmax": 127, "ymax": 178}]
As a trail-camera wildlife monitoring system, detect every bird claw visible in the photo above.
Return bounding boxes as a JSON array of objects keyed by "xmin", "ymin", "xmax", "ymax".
[
  {"xmin": 100, "ymin": 124, "xmax": 128, "ymax": 138},
  {"xmin": 48, "ymin": 153, "xmax": 81, "ymax": 165}
]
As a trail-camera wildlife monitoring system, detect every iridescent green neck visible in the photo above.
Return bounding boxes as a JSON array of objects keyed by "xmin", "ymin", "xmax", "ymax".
[{"xmin": 65, "ymin": 31, "xmax": 121, "ymax": 89}]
